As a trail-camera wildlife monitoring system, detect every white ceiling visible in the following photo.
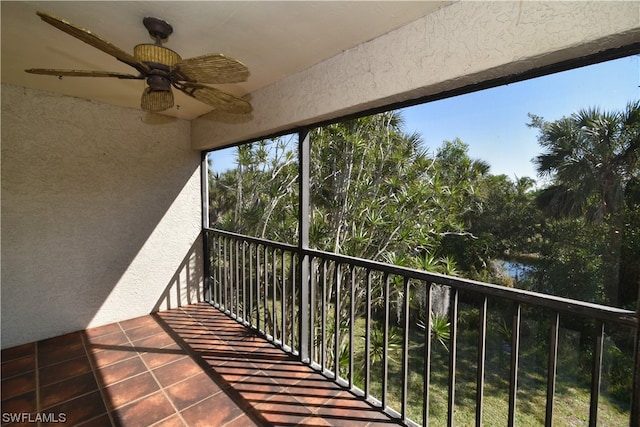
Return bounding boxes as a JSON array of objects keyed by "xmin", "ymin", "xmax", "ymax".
[{"xmin": 1, "ymin": 1, "xmax": 452, "ymax": 120}]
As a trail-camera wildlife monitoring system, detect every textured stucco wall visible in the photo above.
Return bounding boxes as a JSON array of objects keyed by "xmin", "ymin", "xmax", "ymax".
[
  {"xmin": 1, "ymin": 84, "xmax": 203, "ymax": 349},
  {"xmin": 192, "ymin": 1, "xmax": 640, "ymax": 149}
]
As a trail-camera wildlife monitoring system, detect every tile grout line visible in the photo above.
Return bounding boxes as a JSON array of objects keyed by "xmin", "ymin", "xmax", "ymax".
[
  {"xmin": 123, "ymin": 315, "xmax": 191, "ymax": 427},
  {"xmin": 168, "ymin": 308, "xmax": 256, "ymax": 423},
  {"xmin": 168, "ymin": 308, "xmax": 227, "ymax": 419},
  {"xmin": 80, "ymin": 331, "xmax": 117, "ymax": 427},
  {"xmin": 191, "ymin": 309, "xmax": 283, "ymax": 421},
  {"xmin": 38, "ymin": 335, "xmax": 128, "ymax": 415},
  {"xmin": 204, "ymin": 304, "xmax": 397, "ymax": 426},
  {"xmin": 221, "ymin": 412, "xmax": 253, "ymax": 427},
  {"xmin": 10, "ymin": 305, "xmax": 404, "ymax": 427}
]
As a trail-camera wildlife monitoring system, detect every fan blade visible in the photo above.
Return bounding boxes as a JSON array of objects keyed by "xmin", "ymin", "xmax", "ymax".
[
  {"xmin": 173, "ymin": 54, "xmax": 249, "ymax": 84},
  {"xmin": 26, "ymin": 68, "xmax": 142, "ymax": 79},
  {"xmin": 176, "ymin": 82, "xmax": 252, "ymax": 114},
  {"xmin": 36, "ymin": 11, "xmax": 149, "ymax": 73},
  {"xmin": 141, "ymin": 87, "xmax": 174, "ymax": 112}
]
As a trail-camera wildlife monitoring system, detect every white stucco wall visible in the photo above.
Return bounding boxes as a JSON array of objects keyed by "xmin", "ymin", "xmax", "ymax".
[
  {"xmin": 192, "ymin": 1, "xmax": 640, "ymax": 149},
  {"xmin": 1, "ymin": 84, "xmax": 203, "ymax": 348}
]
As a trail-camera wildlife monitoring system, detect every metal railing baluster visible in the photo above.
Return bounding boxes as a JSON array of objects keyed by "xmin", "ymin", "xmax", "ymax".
[
  {"xmin": 448, "ymin": 288, "xmax": 459, "ymax": 427},
  {"xmin": 310, "ymin": 257, "xmax": 317, "ymax": 364},
  {"xmin": 272, "ymin": 247, "xmax": 277, "ymax": 341},
  {"xmin": 256, "ymin": 244, "xmax": 261, "ymax": 332},
  {"xmin": 203, "ymin": 229, "xmax": 638, "ymax": 427},
  {"xmin": 545, "ymin": 311, "xmax": 560, "ymax": 427},
  {"xmin": 476, "ymin": 296, "xmax": 488, "ymax": 427},
  {"xmin": 263, "ymin": 245, "xmax": 268, "ymax": 335},
  {"xmin": 249, "ymin": 242, "xmax": 254, "ymax": 325},
  {"xmin": 223, "ymin": 236, "xmax": 228, "ymax": 313},
  {"xmin": 290, "ymin": 252, "xmax": 296, "ymax": 353},
  {"xmin": 321, "ymin": 259, "xmax": 327, "ymax": 371},
  {"xmin": 402, "ymin": 277, "xmax": 410, "ymax": 423},
  {"xmin": 424, "ymin": 282, "xmax": 432, "ymax": 427},
  {"xmin": 234, "ymin": 239, "xmax": 239, "ymax": 319},
  {"xmin": 218, "ymin": 235, "xmax": 224, "ymax": 308},
  {"xmin": 382, "ymin": 272, "xmax": 390, "ymax": 409},
  {"xmin": 212, "ymin": 235, "xmax": 218, "ymax": 306},
  {"xmin": 349, "ymin": 265, "xmax": 355, "ymax": 389},
  {"xmin": 282, "ymin": 250, "xmax": 287, "ymax": 348},
  {"xmin": 508, "ymin": 302, "xmax": 522, "ymax": 427},
  {"xmin": 241, "ymin": 241, "xmax": 246, "ymax": 322},
  {"xmin": 228, "ymin": 238, "xmax": 232, "ymax": 313},
  {"xmin": 334, "ymin": 262, "xmax": 341, "ymax": 380},
  {"xmin": 365, "ymin": 269, "xmax": 372, "ymax": 399}
]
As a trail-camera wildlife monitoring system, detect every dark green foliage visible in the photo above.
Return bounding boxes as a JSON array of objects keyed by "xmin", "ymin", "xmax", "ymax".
[
  {"xmin": 209, "ymin": 136, "xmax": 299, "ymax": 244},
  {"xmin": 528, "ymin": 101, "xmax": 640, "ymax": 305},
  {"xmin": 207, "ymin": 101, "xmax": 638, "ymax": 422}
]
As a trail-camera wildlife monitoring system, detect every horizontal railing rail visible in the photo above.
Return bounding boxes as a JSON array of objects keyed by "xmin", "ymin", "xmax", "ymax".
[
  {"xmin": 204, "ymin": 227, "xmax": 638, "ymax": 427},
  {"xmin": 206, "ymin": 228, "xmax": 636, "ymax": 327}
]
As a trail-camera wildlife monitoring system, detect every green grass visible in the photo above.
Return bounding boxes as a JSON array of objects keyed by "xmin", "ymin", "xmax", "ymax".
[
  {"xmin": 241, "ymin": 289, "xmax": 632, "ymax": 426},
  {"xmin": 327, "ymin": 308, "xmax": 631, "ymax": 426}
]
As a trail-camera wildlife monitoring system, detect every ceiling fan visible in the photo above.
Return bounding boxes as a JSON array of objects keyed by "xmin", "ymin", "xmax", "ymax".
[{"xmin": 25, "ymin": 11, "xmax": 252, "ymax": 114}]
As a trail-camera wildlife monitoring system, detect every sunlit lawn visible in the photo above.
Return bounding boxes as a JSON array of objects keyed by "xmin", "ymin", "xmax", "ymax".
[
  {"xmin": 348, "ymin": 312, "xmax": 631, "ymax": 426},
  {"xmin": 247, "ymin": 294, "xmax": 631, "ymax": 426}
]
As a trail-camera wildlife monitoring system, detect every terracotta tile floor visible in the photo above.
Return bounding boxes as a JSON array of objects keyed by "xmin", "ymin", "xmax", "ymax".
[{"xmin": 1, "ymin": 303, "xmax": 404, "ymax": 427}]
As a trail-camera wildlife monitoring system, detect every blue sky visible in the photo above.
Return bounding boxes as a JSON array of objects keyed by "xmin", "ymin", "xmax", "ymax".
[
  {"xmin": 209, "ymin": 55, "xmax": 639, "ymax": 177},
  {"xmin": 400, "ymin": 55, "xmax": 640, "ymax": 181}
]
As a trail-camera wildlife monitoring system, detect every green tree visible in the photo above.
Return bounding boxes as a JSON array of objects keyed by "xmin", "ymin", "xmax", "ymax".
[
  {"xmin": 445, "ymin": 174, "xmax": 542, "ymax": 284},
  {"xmin": 529, "ymin": 101, "xmax": 640, "ymax": 305},
  {"xmin": 310, "ymin": 111, "xmax": 438, "ymax": 260},
  {"xmin": 209, "ymin": 137, "xmax": 299, "ymax": 244}
]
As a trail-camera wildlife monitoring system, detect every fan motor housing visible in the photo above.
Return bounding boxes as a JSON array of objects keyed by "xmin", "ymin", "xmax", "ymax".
[
  {"xmin": 134, "ymin": 44, "xmax": 181, "ymax": 91},
  {"xmin": 147, "ymin": 74, "xmax": 171, "ymax": 91}
]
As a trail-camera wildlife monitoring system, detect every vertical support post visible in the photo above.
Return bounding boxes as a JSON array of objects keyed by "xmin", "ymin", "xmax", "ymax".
[
  {"xmin": 299, "ymin": 130, "xmax": 311, "ymax": 363},
  {"xmin": 630, "ymin": 288, "xmax": 640, "ymax": 427},
  {"xmin": 200, "ymin": 151, "xmax": 211, "ymax": 302},
  {"xmin": 588, "ymin": 321, "xmax": 604, "ymax": 427}
]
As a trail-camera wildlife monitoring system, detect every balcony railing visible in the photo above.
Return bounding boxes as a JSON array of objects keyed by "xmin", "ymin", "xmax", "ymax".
[{"xmin": 204, "ymin": 228, "xmax": 639, "ymax": 427}]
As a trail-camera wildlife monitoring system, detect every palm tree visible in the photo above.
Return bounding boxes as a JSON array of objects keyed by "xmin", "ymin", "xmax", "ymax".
[{"xmin": 529, "ymin": 100, "xmax": 640, "ymax": 305}]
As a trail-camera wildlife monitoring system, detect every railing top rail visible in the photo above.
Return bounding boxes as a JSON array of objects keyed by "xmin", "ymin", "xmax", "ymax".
[
  {"xmin": 206, "ymin": 227, "xmax": 298, "ymax": 252},
  {"xmin": 206, "ymin": 228, "xmax": 638, "ymax": 327}
]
